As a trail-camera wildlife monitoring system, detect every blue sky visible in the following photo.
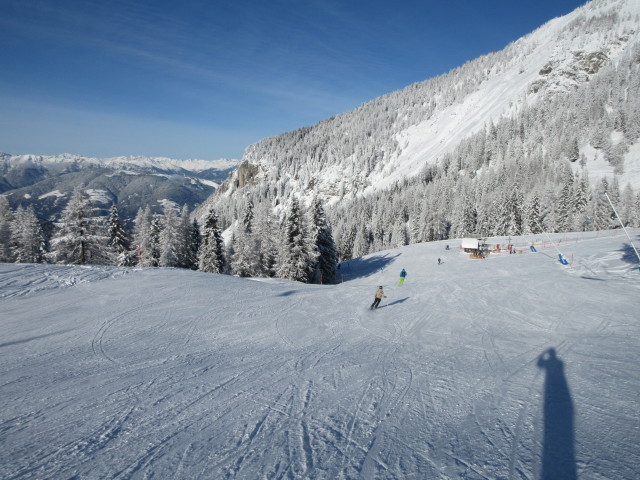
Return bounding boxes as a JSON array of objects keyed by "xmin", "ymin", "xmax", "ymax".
[{"xmin": 0, "ymin": 0, "xmax": 587, "ymax": 160}]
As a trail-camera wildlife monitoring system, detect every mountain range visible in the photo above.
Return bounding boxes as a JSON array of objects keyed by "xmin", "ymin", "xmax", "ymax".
[{"xmin": 0, "ymin": 153, "xmax": 240, "ymax": 224}]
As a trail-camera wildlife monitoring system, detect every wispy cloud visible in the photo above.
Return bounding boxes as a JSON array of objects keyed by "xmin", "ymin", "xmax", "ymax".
[{"xmin": 0, "ymin": 0, "xmax": 384, "ymax": 119}]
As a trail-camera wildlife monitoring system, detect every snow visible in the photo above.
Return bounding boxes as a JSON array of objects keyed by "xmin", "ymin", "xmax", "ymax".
[
  {"xmin": 572, "ymin": 140, "xmax": 640, "ymax": 190},
  {"xmin": 1, "ymin": 230, "xmax": 639, "ymax": 479},
  {"xmin": 622, "ymin": 141, "xmax": 640, "ymax": 189},
  {"xmin": 199, "ymin": 179, "xmax": 221, "ymax": 189},
  {"xmin": 38, "ymin": 190, "xmax": 66, "ymax": 200},
  {"xmin": 5, "ymin": 153, "xmax": 241, "ymax": 174},
  {"xmin": 85, "ymin": 189, "xmax": 111, "ymax": 205},
  {"xmin": 364, "ymin": 0, "xmax": 640, "ymax": 194}
]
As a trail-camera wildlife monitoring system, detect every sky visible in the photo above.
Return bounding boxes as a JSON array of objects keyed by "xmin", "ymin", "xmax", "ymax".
[{"xmin": 0, "ymin": 0, "xmax": 589, "ymax": 160}]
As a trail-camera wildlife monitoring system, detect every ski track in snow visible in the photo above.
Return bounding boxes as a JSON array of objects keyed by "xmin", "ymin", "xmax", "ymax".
[{"xmin": 1, "ymin": 230, "xmax": 639, "ymax": 479}]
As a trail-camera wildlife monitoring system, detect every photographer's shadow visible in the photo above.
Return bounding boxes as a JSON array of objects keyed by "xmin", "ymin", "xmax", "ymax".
[{"xmin": 537, "ymin": 348, "xmax": 577, "ymax": 480}]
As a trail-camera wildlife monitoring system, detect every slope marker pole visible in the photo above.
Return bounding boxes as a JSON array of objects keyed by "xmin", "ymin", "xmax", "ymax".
[
  {"xmin": 534, "ymin": 219, "xmax": 569, "ymax": 265},
  {"xmin": 602, "ymin": 191, "xmax": 640, "ymax": 270}
]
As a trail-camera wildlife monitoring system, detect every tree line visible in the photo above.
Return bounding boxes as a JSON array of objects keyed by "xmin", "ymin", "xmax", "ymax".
[{"xmin": 0, "ymin": 188, "xmax": 339, "ymax": 284}]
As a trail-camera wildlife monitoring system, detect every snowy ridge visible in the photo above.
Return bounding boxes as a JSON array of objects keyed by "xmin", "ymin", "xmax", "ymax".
[
  {"xmin": 1, "ymin": 152, "xmax": 241, "ymax": 222},
  {"xmin": 1, "ymin": 229, "xmax": 638, "ymax": 479},
  {"xmin": 1, "ymin": 153, "xmax": 240, "ymax": 174}
]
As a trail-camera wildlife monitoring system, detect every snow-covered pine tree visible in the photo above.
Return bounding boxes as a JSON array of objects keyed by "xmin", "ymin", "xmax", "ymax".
[
  {"xmin": 230, "ymin": 201, "xmax": 260, "ymax": 277},
  {"xmin": 309, "ymin": 197, "xmax": 338, "ymax": 284},
  {"xmin": 556, "ymin": 173, "xmax": 575, "ymax": 233},
  {"xmin": 148, "ymin": 215, "xmax": 162, "ymax": 267},
  {"xmin": 254, "ymin": 202, "xmax": 277, "ymax": 277},
  {"xmin": 450, "ymin": 193, "xmax": 477, "ymax": 238},
  {"xmin": 49, "ymin": 187, "xmax": 111, "ymax": 265},
  {"xmin": 198, "ymin": 208, "xmax": 225, "ymax": 273},
  {"xmin": 620, "ymin": 184, "xmax": 637, "ymax": 227},
  {"xmin": 132, "ymin": 207, "xmax": 153, "ymax": 266},
  {"xmin": 351, "ymin": 223, "xmax": 370, "ymax": 259},
  {"xmin": 242, "ymin": 199, "xmax": 254, "ymax": 233},
  {"xmin": 573, "ymin": 171, "xmax": 591, "ymax": 231},
  {"xmin": 634, "ymin": 192, "xmax": 640, "ymax": 228},
  {"xmin": 0, "ymin": 195, "xmax": 15, "ymax": 262},
  {"xmin": 508, "ymin": 185, "xmax": 524, "ymax": 236},
  {"xmin": 11, "ymin": 205, "xmax": 45, "ymax": 263},
  {"xmin": 492, "ymin": 191, "xmax": 511, "ymax": 236},
  {"xmin": 178, "ymin": 205, "xmax": 199, "ymax": 270},
  {"xmin": 590, "ymin": 178, "xmax": 613, "ymax": 231},
  {"xmin": 390, "ymin": 219, "xmax": 408, "ymax": 249},
  {"xmin": 106, "ymin": 205, "xmax": 132, "ymax": 266},
  {"xmin": 524, "ymin": 193, "xmax": 544, "ymax": 234},
  {"xmin": 276, "ymin": 198, "xmax": 317, "ymax": 282},
  {"xmin": 185, "ymin": 217, "xmax": 201, "ymax": 270},
  {"xmin": 159, "ymin": 203, "xmax": 183, "ymax": 268},
  {"xmin": 336, "ymin": 224, "xmax": 356, "ymax": 261}
]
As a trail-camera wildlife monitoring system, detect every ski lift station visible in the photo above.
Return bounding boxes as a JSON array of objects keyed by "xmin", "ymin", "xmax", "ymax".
[{"xmin": 460, "ymin": 237, "xmax": 489, "ymax": 258}]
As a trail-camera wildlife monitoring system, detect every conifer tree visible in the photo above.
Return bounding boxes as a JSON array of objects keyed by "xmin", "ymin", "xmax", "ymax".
[
  {"xmin": 0, "ymin": 195, "xmax": 15, "ymax": 262},
  {"xmin": 198, "ymin": 208, "xmax": 225, "ymax": 273},
  {"xmin": 254, "ymin": 202, "xmax": 278, "ymax": 277},
  {"xmin": 185, "ymin": 218, "xmax": 201, "ymax": 270},
  {"xmin": 159, "ymin": 204, "xmax": 183, "ymax": 268},
  {"xmin": 148, "ymin": 215, "xmax": 162, "ymax": 267},
  {"xmin": 231, "ymin": 201, "xmax": 260, "ymax": 277},
  {"xmin": 11, "ymin": 205, "xmax": 45, "ymax": 263},
  {"xmin": 620, "ymin": 185, "xmax": 637, "ymax": 227},
  {"xmin": 390, "ymin": 219, "xmax": 408, "ymax": 249},
  {"xmin": 276, "ymin": 198, "xmax": 317, "ymax": 282},
  {"xmin": 106, "ymin": 205, "xmax": 132, "ymax": 266},
  {"xmin": 309, "ymin": 197, "xmax": 338, "ymax": 284},
  {"xmin": 590, "ymin": 178, "xmax": 613, "ymax": 230},
  {"xmin": 49, "ymin": 187, "xmax": 111, "ymax": 265},
  {"xmin": 556, "ymin": 174, "xmax": 574, "ymax": 232},
  {"xmin": 573, "ymin": 171, "xmax": 591, "ymax": 231},
  {"xmin": 524, "ymin": 193, "xmax": 544, "ymax": 234},
  {"xmin": 132, "ymin": 207, "xmax": 158, "ymax": 267},
  {"xmin": 351, "ymin": 224, "xmax": 370, "ymax": 259}
]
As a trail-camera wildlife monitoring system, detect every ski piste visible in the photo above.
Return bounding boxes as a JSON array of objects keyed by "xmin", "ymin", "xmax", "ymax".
[{"xmin": 1, "ymin": 230, "xmax": 639, "ymax": 479}]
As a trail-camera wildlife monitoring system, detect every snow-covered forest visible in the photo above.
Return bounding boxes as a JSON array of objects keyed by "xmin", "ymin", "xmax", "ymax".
[
  {"xmin": 197, "ymin": 0, "xmax": 640, "ymax": 262},
  {"xmin": 0, "ymin": 189, "xmax": 339, "ymax": 284}
]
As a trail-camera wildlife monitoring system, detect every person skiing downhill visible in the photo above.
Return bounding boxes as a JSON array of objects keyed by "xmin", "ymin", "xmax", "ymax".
[
  {"xmin": 398, "ymin": 268, "xmax": 407, "ymax": 285},
  {"xmin": 370, "ymin": 286, "xmax": 386, "ymax": 309}
]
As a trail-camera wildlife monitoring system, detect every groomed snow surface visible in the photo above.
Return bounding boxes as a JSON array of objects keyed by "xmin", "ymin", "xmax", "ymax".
[{"xmin": 1, "ymin": 230, "xmax": 639, "ymax": 479}]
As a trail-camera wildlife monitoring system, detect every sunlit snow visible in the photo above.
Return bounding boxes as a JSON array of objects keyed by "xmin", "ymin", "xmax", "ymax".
[{"xmin": 1, "ymin": 230, "xmax": 639, "ymax": 479}]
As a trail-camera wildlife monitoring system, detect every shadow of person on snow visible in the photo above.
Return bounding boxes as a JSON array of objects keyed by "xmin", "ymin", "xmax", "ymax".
[
  {"xmin": 377, "ymin": 297, "xmax": 410, "ymax": 308},
  {"xmin": 537, "ymin": 348, "xmax": 577, "ymax": 480},
  {"xmin": 619, "ymin": 240, "xmax": 640, "ymax": 266},
  {"xmin": 278, "ymin": 290, "xmax": 300, "ymax": 297},
  {"xmin": 340, "ymin": 253, "xmax": 401, "ymax": 279}
]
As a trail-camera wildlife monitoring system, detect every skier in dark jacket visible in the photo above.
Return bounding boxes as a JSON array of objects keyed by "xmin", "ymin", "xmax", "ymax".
[{"xmin": 370, "ymin": 286, "xmax": 386, "ymax": 309}]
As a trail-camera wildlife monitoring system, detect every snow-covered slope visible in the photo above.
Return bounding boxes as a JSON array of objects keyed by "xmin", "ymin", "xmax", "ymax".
[
  {"xmin": 1, "ymin": 229, "xmax": 638, "ymax": 479},
  {"xmin": 384, "ymin": 0, "xmax": 639, "ymax": 192},
  {"xmin": 202, "ymin": 0, "xmax": 640, "ymax": 220}
]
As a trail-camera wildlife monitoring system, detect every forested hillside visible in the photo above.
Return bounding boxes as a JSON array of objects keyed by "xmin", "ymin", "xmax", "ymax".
[{"xmin": 198, "ymin": 0, "xmax": 640, "ymax": 261}]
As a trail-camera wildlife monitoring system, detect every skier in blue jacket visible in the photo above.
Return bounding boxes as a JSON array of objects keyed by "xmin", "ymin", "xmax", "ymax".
[{"xmin": 398, "ymin": 268, "xmax": 407, "ymax": 285}]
